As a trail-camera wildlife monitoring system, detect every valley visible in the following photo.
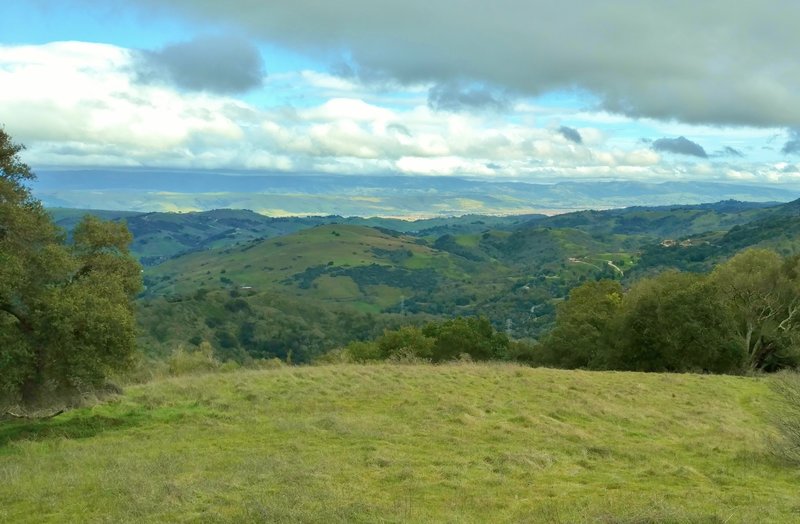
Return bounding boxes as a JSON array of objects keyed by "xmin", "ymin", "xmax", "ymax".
[{"xmin": 51, "ymin": 196, "xmax": 800, "ymax": 364}]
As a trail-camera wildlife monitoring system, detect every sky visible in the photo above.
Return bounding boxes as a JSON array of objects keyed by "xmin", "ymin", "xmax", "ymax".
[{"xmin": 1, "ymin": 0, "xmax": 799, "ymax": 186}]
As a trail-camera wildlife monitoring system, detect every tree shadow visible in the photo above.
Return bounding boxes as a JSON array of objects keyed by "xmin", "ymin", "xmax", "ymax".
[
  {"xmin": 0, "ymin": 413, "xmax": 133, "ymax": 450},
  {"xmin": 0, "ymin": 403, "xmax": 214, "ymax": 451}
]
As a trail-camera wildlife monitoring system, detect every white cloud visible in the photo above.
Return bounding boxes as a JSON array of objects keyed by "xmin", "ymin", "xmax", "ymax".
[{"xmin": 0, "ymin": 41, "xmax": 793, "ymax": 185}]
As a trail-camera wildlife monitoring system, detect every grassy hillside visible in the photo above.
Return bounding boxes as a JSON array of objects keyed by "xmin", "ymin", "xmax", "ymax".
[
  {"xmin": 49, "ymin": 207, "xmax": 541, "ymax": 266},
  {"xmin": 1, "ymin": 365, "xmax": 797, "ymax": 523},
  {"xmin": 135, "ymin": 221, "xmax": 616, "ymax": 356},
  {"xmin": 144, "ymin": 224, "xmax": 471, "ymax": 300}
]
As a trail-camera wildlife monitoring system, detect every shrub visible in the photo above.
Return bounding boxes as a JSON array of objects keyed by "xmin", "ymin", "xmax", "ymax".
[
  {"xmin": 423, "ymin": 316, "xmax": 509, "ymax": 362},
  {"xmin": 343, "ymin": 341, "xmax": 382, "ymax": 362},
  {"xmin": 378, "ymin": 326, "xmax": 435, "ymax": 360},
  {"xmin": 768, "ymin": 371, "xmax": 800, "ymax": 464}
]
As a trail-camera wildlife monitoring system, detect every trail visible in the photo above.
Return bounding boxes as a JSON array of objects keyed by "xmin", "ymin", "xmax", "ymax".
[
  {"xmin": 605, "ymin": 260, "xmax": 624, "ymax": 276},
  {"xmin": 568, "ymin": 257, "xmax": 602, "ymax": 270},
  {"xmin": 570, "ymin": 257, "xmax": 624, "ymax": 276}
]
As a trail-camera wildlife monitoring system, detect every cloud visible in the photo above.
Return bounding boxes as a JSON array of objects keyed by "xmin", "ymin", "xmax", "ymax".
[
  {"xmin": 133, "ymin": 34, "xmax": 265, "ymax": 94},
  {"xmin": 121, "ymin": 0, "xmax": 800, "ymax": 128},
  {"xmin": 557, "ymin": 126, "xmax": 582, "ymax": 144},
  {"xmin": 782, "ymin": 129, "xmax": 800, "ymax": 155},
  {"xmin": 386, "ymin": 123, "xmax": 411, "ymax": 136},
  {"xmin": 427, "ymin": 81, "xmax": 509, "ymax": 112},
  {"xmin": 718, "ymin": 146, "xmax": 744, "ymax": 157},
  {"xmin": 651, "ymin": 136, "xmax": 707, "ymax": 158},
  {"xmin": 3, "ymin": 41, "xmax": 796, "ymax": 186}
]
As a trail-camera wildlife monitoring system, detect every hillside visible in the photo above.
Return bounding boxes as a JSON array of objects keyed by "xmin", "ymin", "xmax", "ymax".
[
  {"xmin": 48, "ymin": 208, "xmax": 541, "ymax": 266},
  {"xmin": 1, "ymin": 365, "xmax": 796, "ymax": 522},
  {"xmin": 137, "ymin": 224, "xmax": 511, "ymax": 360},
  {"xmin": 132, "ymin": 198, "xmax": 800, "ymax": 360},
  {"xmin": 632, "ymin": 200, "xmax": 800, "ymax": 276}
]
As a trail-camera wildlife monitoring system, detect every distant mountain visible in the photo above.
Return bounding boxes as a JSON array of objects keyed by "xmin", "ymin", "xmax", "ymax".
[{"xmin": 33, "ymin": 169, "xmax": 799, "ymax": 217}]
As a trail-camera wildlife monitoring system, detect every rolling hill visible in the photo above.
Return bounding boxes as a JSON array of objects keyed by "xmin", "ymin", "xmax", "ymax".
[{"xmin": 49, "ymin": 197, "xmax": 800, "ymax": 361}]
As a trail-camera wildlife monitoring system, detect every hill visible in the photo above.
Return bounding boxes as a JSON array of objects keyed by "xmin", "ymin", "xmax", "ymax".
[
  {"xmin": 134, "ymin": 198, "xmax": 800, "ymax": 360},
  {"xmin": 0, "ymin": 365, "xmax": 794, "ymax": 522},
  {"xmin": 136, "ymin": 224, "xmax": 503, "ymax": 360},
  {"xmin": 632, "ymin": 199, "xmax": 800, "ymax": 276},
  {"xmin": 48, "ymin": 208, "xmax": 541, "ymax": 266}
]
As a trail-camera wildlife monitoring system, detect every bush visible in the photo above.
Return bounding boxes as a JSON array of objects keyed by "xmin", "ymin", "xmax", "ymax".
[
  {"xmin": 378, "ymin": 326, "xmax": 435, "ymax": 360},
  {"xmin": 768, "ymin": 371, "xmax": 800, "ymax": 464},
  {"xmin": 345, "ymin": 340, "xmax": 383, "ymax": 362},
  {"xmin": 423, "ymin": 316, "xmax": 509, "ymax": 362}
]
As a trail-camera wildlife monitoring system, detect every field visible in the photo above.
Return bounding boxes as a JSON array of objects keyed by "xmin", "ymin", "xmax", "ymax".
[{"xmin": 1, "ymin": 364, "xmax": 798, "ymax": 523}]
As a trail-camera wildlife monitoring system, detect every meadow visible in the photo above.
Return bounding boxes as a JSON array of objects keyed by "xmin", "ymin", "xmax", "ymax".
[{"xmin": 1, "ymin": 364, "xmax": 798, "ymax": 523}]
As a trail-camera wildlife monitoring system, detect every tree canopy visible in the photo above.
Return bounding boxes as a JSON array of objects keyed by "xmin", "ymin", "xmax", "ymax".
[
  {"xmin": 0, "ymin": 129, "xmax": 142, "ymax": 409},
  {"xmin": 535, "ymin": 250, "xmax": 800, "ymax": 374}
]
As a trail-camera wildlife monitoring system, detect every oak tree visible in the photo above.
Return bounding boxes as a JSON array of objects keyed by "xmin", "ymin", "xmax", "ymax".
[{"xmin": 0, "ymin": 129, "xmax": 142, "ymax": 408}]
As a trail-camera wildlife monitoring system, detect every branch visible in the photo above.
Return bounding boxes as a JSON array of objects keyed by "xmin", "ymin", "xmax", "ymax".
[
  {"xmin": 0, "ymin": 302, "xmax": 32, "ymax": 332},
  {"xmin": 778, "ymin": 302, "xmax": 800, "ymax": 332}
]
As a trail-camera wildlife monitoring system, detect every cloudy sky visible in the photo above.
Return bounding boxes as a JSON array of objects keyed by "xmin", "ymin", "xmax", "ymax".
[{"xmin": 1, "ymin": 0, "xmax": 799, "ymax": 185}]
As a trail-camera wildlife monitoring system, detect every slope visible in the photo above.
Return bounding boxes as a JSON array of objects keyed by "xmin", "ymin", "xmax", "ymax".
[{"xmin": 0, "ymin": 365, "xmax": 794, "ymax": 522}]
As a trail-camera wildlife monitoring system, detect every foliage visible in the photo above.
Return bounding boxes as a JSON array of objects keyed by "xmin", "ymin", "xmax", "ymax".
[
  {"xmin": 341, "ymin": 340, "xmax": 382, "ymax": 362},
  {"xmin": 377, "ymin": 325, "xmax": 435, "ymax": 360},
  {"xmin": 423, "ymin": 316, "xmax": 510, "ymax": 361},
  {"xmin": 768, "ymin": 371, "xmax": 800, "ymax": 464},
  {"xmin": 535, "ymin": 249, "xmax": 800, "ymax": 374},
  {"xmin": 338, "ymin": 316, "xmax": 513, "ymax": 363},
  {"xmin": 609, "ymin": 271, "xmax": 742, "ymax": 372},
  {"xmin": 166, "ymin": 342, "xmax": 220, "ymax": 376},
  {"xmin": 0, "ymin": 130, "xmax": 142, "ymax": 408},
  {"xmin": 535, "ymin": 280, "xmax": 622, "ymax": 369},
  {"xmin": 711, "ymin": 249, "xmax": 800, "ymax": 371}
]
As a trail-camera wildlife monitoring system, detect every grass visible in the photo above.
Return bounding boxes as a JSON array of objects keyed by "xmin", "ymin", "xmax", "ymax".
[{"xmin": 1, "ymin": 364, "xmax": 798, "ymax": 523}]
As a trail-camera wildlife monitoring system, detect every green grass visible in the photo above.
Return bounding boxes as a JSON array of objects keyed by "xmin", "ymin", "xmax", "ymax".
[{"xmin": 1, "ymin": 364, "xmax": 798, "ymax": 523}]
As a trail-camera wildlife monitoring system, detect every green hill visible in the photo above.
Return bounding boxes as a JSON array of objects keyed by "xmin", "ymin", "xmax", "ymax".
[
  {"xmin": 143, "ymin": 224, "xmax": 471, "ymax": 301},
  {"xmin": 67, "ymin": 197, "xmax": 800, "ymax": 360},
  {"xmin": 136, "ymin": 225, "xmax": 497, "ymax": 360},
  {"xmin": 632, "ymin": 202, "xmax": 800, "ymax": 276},
  {"xmin": 48, "ymin": 208, "xmax": 541, "ymax": 266},
  {"xmin": 0, "ymin": 365, "xmax": 795, "ymax": 522}
]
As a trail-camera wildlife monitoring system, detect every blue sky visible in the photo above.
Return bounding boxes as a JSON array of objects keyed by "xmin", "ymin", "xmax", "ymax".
[{"xmin": 1, "ymin": 0, "xmax": 799, "ymax": 186}]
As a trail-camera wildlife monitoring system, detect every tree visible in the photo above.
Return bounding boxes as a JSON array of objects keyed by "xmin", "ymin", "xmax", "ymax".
[
  {"xmin": 0, "ymin": 129, "xmax": 142, "ymax": 409},
  {"xmin": 535, "ymin": 280, "xmax": 623, "ymax": 369},
  {"xmin": 377, "ymin": 325, "xmax": 435, "ymax": 360},
  {"xmin": 610, "ymin": 271, "xmax": 741, "ymax": 373},
  {"xmin": 422, "ymin": 316, "xmax": 509, "ymax": 362},
  {"xmin": 711, "ymin": 249, "xmax": 800, "ymax": 371}
]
